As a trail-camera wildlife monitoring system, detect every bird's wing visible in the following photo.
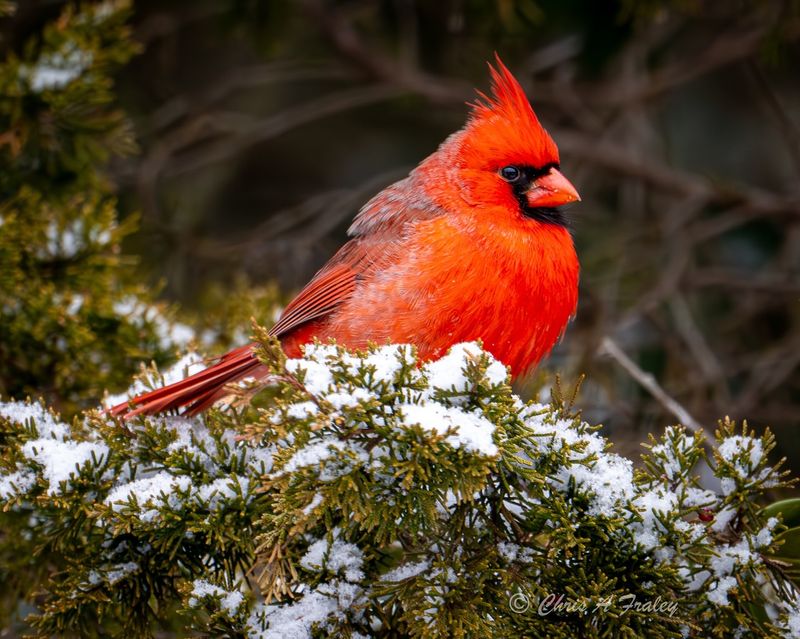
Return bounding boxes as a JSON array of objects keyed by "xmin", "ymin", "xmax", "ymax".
[
  {"xmin": 269, "ymin": 197, "xmax": 442, "ymax": 340},
  {"xmin": 268, "ymin": 256, "xmax": 359, "ymax": 339}
]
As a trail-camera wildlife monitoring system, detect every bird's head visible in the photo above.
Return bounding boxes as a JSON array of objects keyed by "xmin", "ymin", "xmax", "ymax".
[{"xmin": 427, "ymin": 56, "xmax": 579, "ymax": 227}]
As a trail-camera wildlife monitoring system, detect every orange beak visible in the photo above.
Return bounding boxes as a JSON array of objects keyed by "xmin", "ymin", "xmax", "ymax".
[{"xmin": 525, "ymin": 168, "xmax": 581, "ymax": 209}]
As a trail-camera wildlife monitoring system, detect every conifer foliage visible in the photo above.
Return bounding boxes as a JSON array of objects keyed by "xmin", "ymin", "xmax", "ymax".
[
  {"xmin": 0, "ymin": 1, "xmax": 191, "ymax": 415},
  {"xmin": 2, "ymin": 332, "xmax": 800, "ymax": 638}
]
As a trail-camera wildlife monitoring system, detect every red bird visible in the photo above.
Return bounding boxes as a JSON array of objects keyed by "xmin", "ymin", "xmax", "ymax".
[{"xmin": 111, "ymin": 57, "xmax": 580, "ymax": 419}]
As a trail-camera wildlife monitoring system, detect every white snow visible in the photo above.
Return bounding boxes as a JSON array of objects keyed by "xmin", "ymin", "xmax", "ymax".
[
  {"xmin": 710, "ymin": 539, "xmax": 755, "ymax": 578},
  {"xmin": 381, "ymin": 560, "xmax": 430, "ymax": 582},
  {"xmin": 711, "ymin": 506, "xmax": 737, "ymax": 533},
  {"xmin": 42, "ymin": 220, "xmax": 84, "ymax": 257},
  {"xmin": 0, "ymin": 401, "xmax": 69, "ymax": 439},
  {"xmin": 784, "ymin": 606, "xmax": 800, "ymax": 638},
  {"xmin": 286, "ymin": 349, "xmax": 335, "ymax": 396},
  {"xmin": 281, "ymin": 439, "xmax": 345, "ymax": 474},
  {"xmin": 302, "ymin": 493, "xmax": 324, "ymax": 515},
  {"xmin": 1, "ymin": 419, "xmax": 105, "ymax": 502},
  {"xmin": 66, "ymin": 294, "xmax": 84, "ymax": 315},
  {"xmin": 286, "ymin": 402, "xmax": 318, "ymax": 420},
  {"xmin": 257, "ymin": 584, "xmax": 343, "ymax": 639},
  {"xmin": 190, "ymin": 579, "xmax": 245, "ymax": 616},
  {"xmin": 554, "ymin": 449, "xmax": 634, "ymax": 517},
  {"xmin": 105, "ymin": 561, "xmax": 139, "ymax": 585},
  {"xmin": 104, "ymin": 471, "xmax": 192, "ymax": 519},
  {"xmin": 398, "ymin": 402, "xmax": 498, "ymax": 456},
  {"xmin": 324, "ymin": 388, "xmax": 372, "ymax": 410},
  {"xmin": 86, "ymin": 561, "xmax": 139, "ymax": 587},
  {"xmin": 22, "ymin": 439, "xmax": 109, "ymax": 495},
  {"xmin": 718, "ymin": 435, "xmax": 764, "ymax": 478},
  {"xmin": 168, "ymin": 322, "xmax": 196, "ymax": 347},
  {"xmin": 754, "ymin": 517, "xmax": 779, "ymax": 548},
  {"xmin": 26, "ymin": 45, "xmax": 93, "ymax": 91},
  {"xmin": 527, "ymin": 412, "xmax": 636, "ymax": 517},
  {"xmin": 300, "ymin": 531, "xmax": 364, "ymax": 582},
  {"xmin": 683, "ymin": 487, "xmax": 717, "ymax": 508},
  {"xmin": 649, "ymin": 427, "xmax": 695, "ymax": 480},
  {"xmin": 195, "ymin": 476, "xmax": 251, "ymax": 510},
  {"xmin": 497, "ymin": 541, "xmax": 535, "ymax": 563},
  {"xmin": 0, "ymin": 470, "xmax": 36, "ymax": 498},
  {"xmin": 164, "ymin": 417, "xmax": 214, "ymax": 462},
  {"xmin": 363, "ymin": 344, "xmax": 413, "ymax": 382},
  {"xmin": 246, "ymin": 445, "xmax": 276, "ymax": 474},
  {"xmin": 629, "ymin": 488, "xmax": 679, "ymax": 552},
  {"xmin": 677, "ymin": 564, "xmax": 710, "ymax": 592},
  {"xmin": 423, "ymin": 342, "xmax": 507, "ymax": 397},
  {"xmin": 707, "ymin": 576, "xmax": 737, "ymax": 606}
]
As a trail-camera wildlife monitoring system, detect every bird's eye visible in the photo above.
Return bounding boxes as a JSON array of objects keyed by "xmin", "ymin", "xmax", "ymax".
[{"xmin": 500, "ymin": 165, "xmax": 522, "ymax": 182}]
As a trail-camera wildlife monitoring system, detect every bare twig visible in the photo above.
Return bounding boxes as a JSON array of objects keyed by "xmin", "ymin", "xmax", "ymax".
[
  {"xmin": 300, "ymin": 0, "xmax": 471, "ymax": 104},
  {"xmin": 598, "ymin": 336, "xmax": 710, "ymax": 438},
  {"xmin": 668, "ymin": 295, "xmax": 730, "ymax": 404},
  {"xmin": 747, "ymin": 61, "xmax": 800, "ymax": 176},
  {"xmin": 150, "ymin": 62, "xmax": 351, "ymax": 133},
  {"xmin": 596, "ymin": 17, "xmax": 800, "ymax": 105},
  {"xmin": 191, "ymin": 168, "xmax": 407, "ymax": 260},
  {"xmin": 688, "ymin": 269, "xmax": 800, "ymax": 294},
  {"xmin": 555, "ymin": 130, "xmax": 800, "ymax": 216},
  {"xmin": 166, "ymin": 84, "xmax": 408, "ymax": 179}
]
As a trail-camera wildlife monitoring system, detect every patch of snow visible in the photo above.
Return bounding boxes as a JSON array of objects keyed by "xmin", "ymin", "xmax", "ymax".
[
  {"xmin": 281, "ymin": 439, "xmax": 344, "ymax": 474},
  {"xmin": 104, "ymin": 471, "xmax": 192, "ymax": 519},
  {"xmin": 575, "ymin": 453, "xmax": 633, "ymax": 516},
  {"xmin": 194, "ymin": 476, "xmax": 250, "ymax": 510},
  {"xmin": 105, "ymin": 561, "xmax": 139, "ymax": 585},
  {"xmin": 784, "ymin": 606, "xmax": 800, "ymax": 638},
  {"xmin": 398, "ymin": 402, "xmax": 498, "ymax": 456},
  {"xmin": 0, "ymin": 401, "xmax": 69, "ymax": 439},
  {"xmin": 381, "ymin": 560, "xmax": 430, "ymax": 582},
  {"xmin": 710, "ymin": 540, "xmax": 755, "ymax": 577},
  {"xmin": 711, "ymin": 506, "xmax": 737, "ymax": 533},
  {"xmin": 66, "ymin": 294, "xmax": 84, "ymax": 315},
  {"xmin": 300, "ymin": 531, "xmax": 364, "ymax": 582},
  {"xmin": 423, "ymin": 342, "xmax": 506, "ymax": 397},
  {"xmin": 650, "ymin": 427, "xmax": 694, "ymax": 480},
  {"xmin": 754, "ymin": 517, "xmax": 779, "ymax": 548},
  {"xmin": 286, "ymin": 355, "xmax": 334, "ymax": 396},
  {"xmin": 676, "ymin": 563, "xmax": 711, "ymax": 592},
  {"xmin": 324, "ymin": 388, "xmax": 372, "ymax": 410},
  {"xmin": 25, "ymin": 44, "xmax": 92, "ymax": 92},
  {"xmin": 22, "ymin": 439, "xmax": 109, "ymax": 495},
  {"xmin": 257, "ymin": 582, "xmax": 344, "ymax": 639},
  {"xmin": 0, "ymin": 470, "xmax": 37, "ymax": 498},
  {"xmin": 718, "ymin": 435, "xmax": 764, "ymax": 479},
  {"xmin": 190, "ymin": 579, "xmax": 245, "ymax": 616},
  {"xmin": 707, "ymin": 576, "xmax": 737, "ymax": 606},
  {"xmin": 302, "ymin": 493, "xmax": 324, "ymax": 515},
  {"xmin": 287, "ymin": 402, "xmax": 318, "ymax": 420},
  {"xmin": 363, "ymin": 344, "xmax": 413, "ymax": 383},
  {"xmin": 112, "ymin": 297, "xmax": 195, "ymax": 349}
]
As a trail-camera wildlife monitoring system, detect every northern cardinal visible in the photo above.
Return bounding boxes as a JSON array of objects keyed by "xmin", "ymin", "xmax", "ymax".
[{"xmin": 111, "ymin": 57, "xmax": 580, "ymax": 419}]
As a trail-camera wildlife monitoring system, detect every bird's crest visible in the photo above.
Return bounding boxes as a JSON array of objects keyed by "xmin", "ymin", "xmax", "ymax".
[
  {"xmin": 463, "ymin": 54, "xmax": 558, "ymax": 168},
  {"xmin": 471, "ymin": 54, "xmax": 540, "ymax": 124}
]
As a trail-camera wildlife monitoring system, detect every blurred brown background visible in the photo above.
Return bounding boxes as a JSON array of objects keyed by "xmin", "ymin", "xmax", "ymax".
[{"xmin": 12, "ymin": 0, "xmax": 800, "ymax": 460}]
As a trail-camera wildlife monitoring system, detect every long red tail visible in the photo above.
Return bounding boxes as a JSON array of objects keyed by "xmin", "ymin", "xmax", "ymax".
[{"xmin": 108, "ymin": 344, "xmax": 266, "ymax": 419}]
